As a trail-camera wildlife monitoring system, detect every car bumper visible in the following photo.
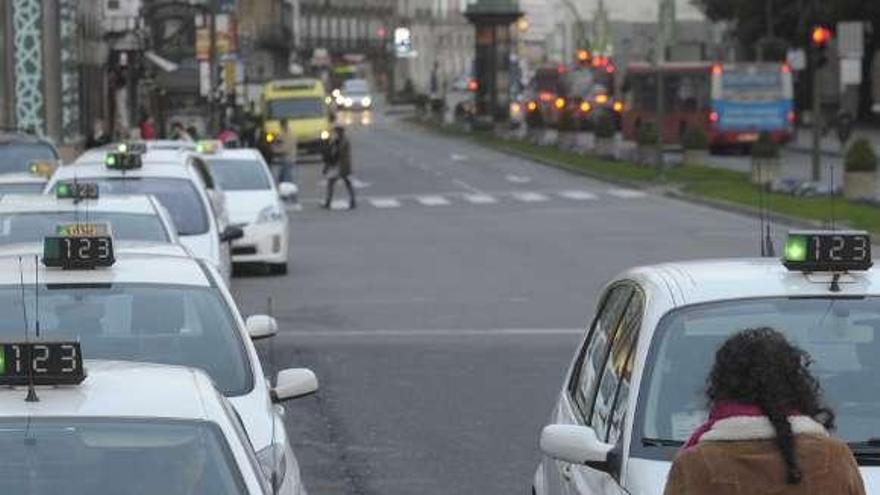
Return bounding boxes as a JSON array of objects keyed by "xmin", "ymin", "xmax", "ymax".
[
  {"xmin": 231, "ymin": 221, "xmax": 288, "ymax": 264},
  {"xmin": 709, "ymin": 128, "xmax": 793, "ymax": 145}
]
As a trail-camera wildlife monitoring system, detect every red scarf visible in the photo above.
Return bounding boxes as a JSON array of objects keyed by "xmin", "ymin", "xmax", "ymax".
[{"xmin": 683, "ymin": 401, "xmax": 765, "ymax": 449}]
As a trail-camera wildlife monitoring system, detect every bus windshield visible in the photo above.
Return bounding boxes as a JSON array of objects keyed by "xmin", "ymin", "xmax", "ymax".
[
  {"xmin": 267, "ymin": 98, "xmax": 326, "ymax": 119},
  {"xmin": 721, "ymin": 66, "xmax": 785, "ymax": 101}
]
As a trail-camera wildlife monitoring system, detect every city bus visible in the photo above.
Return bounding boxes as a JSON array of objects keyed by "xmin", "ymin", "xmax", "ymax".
[{"xmin": 621, "ymin": 62, "xmax": 795, "ymax": 149}]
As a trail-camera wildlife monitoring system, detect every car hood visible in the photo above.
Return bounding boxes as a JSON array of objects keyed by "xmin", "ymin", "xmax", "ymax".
[
  {"xmin": 224, "ymin": 190, "xmax": 279, "ymax": 225},
  {"xmin": 179, "ymin": 231, "xmax": 219, "ymax": 267}
]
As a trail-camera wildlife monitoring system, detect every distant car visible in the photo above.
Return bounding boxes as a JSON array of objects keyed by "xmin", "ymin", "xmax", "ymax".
[
  {"xmin": 335, "ymin": 78, "xmax": 373, "ymax": 110},
  {"xmin": 200, "ymin": 147, "xmax": 294, "ymax": 274},
  {"xmin": 0, "ymin": 130, "xmax": 61, "ymax": 177}
]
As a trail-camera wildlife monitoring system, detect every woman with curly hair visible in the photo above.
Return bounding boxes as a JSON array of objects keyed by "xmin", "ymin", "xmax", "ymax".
[{"xmin": 663, "ymin": 327, "xmax": 865, "ymax": 495}]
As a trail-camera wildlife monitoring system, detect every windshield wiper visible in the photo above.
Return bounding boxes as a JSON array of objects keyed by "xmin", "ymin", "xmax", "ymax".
[{"xmin": 642, "ymin": 437, "xmax": 684, "ymax": 447}]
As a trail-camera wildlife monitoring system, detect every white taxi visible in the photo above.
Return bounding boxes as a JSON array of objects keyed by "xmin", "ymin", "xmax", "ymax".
[
  {"xmin": 46, "ymin": 146, "xmax": 241, "ymax": 282},
  {"xmin": 535, "ymin": 230, "xmax": 880, "ymax": 495},
  {"xmin": 0, "ymin": 189, "xmax": 177, "ymax": 246},
  {"xmin": 198, "ymin": 145, "xmax": 293, "ymax": 274},
  {"xmin": 0, "ymin": 235, "xmax": 315, "ymax": 494},
  {"xmin": 0, "ymin": 357, "xmax": 307, "ymax": 493}
]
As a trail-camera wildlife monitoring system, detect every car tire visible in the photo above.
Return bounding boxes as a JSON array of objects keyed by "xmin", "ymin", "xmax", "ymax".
[{"xmin": 268, "ymin": 262, "xmax": 288, "ymax": 275}]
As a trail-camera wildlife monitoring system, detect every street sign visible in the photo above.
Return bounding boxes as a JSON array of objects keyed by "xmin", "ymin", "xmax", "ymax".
[
  {"xmin": 786, "ymin": 48, "xmax": 806, "ymax": 71},
  {"xmin": 837, "ymin": 21, "xmax": 864, "ymax": 58},
  {"xmin": 196, "ymin": 27, "xmax": 210, "ymax": 61},
  {"xmin": 199, "ymin": 61, "xmax": 210, "ymax": 97},
  {"xmin": 394, "ymin": 27, "xmax": 414, "ymax": 58},
  {"xmin": 841, "ymin": 58, "xmax": 862, "ymax": 88}
]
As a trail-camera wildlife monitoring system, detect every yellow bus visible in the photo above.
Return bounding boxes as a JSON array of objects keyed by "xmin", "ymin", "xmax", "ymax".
[{"xmin": 260, "ymin": 78, "xmax": 332, "ymax": 155}]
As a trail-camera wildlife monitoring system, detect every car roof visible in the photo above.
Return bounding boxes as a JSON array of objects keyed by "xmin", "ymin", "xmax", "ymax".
[
  {"xmin": 52, "ymin": 160, "xmax": 196, "ymax": 181},
  {"xmin": 0, "ymin": 173, "xmax": 47, "ymax": 184},
  {"xmin": 0, "ymin": 193, "xmax": 159, "ymax": 215},
  {"xmin": 0, "ymin": 360, "xmax": 220, "ymax": 420},
  {"xmin": 202, "ymin": 148, "xmax": 263, "ymax": 161},
  {"xmin": 624, "ymin": 258, "xmax": 880, "ymax": 307},
  {"xmin": 0, "ymin": 244, "xmax": 210, "ymax": 286}
]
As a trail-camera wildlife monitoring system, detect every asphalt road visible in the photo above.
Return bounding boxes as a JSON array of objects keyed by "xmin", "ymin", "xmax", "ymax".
[{"xmin": 231, "ymin": 110, "xmax": 786, "ymax": 494}]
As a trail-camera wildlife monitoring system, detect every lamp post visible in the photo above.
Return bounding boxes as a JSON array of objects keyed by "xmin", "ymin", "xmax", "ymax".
[{"xmin": 464, "ymin": 0, "xmax": 522, "ymax": 126}]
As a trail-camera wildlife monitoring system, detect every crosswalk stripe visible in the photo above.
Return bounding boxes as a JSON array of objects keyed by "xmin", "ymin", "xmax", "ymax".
[
  {"xmin": 607, "ymin": 188, "xmax": 646, "ymax": 199},
  {"xmin": 369, "ymin": 197, "xmax": 402, "ymax": 208},
  {"xmin": 512, "ymin": 191, "xmax": 549, "ymax": 202},
  {"xmin": 330, "ymin": 200, "xmax": 350, "ymax": 209},
  {"xmin": 463, "ymin": 194, "xmax": 498, "ymax": 204},
  {"xmin": 558, "ymin": 190, "xmax": 598, "ymax": 200},
  {"xmin": 417, "ymin": 195, "xmax": 451, "ymax": 206}
]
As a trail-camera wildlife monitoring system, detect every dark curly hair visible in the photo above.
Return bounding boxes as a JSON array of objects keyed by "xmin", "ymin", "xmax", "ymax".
[{"xmin": 707, "ymin": 327, "xmax": 835, "ymax": 485}]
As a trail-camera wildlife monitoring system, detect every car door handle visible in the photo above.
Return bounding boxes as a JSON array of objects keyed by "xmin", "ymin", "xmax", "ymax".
[{"xmin": 561, "ymin": 463, "xmax": 573, "ymax": 482}]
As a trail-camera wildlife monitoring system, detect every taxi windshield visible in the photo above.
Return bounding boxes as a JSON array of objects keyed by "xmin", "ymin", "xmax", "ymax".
[
  {"xmin": 0, "ymin": 418, "xmax": 247, "ymax": 494},
  {"xmin": 205, "ymin": 159, "xmax": 272, "ymax": 191},
  {"xmin": 0, "ymin": 142, "xmax": 57, "ymax": 175},
  {"xmin": 0, "ymin": 284, "xmax": 251, "ymax": 395},
  {"xmin": 0, "ymin": 211, "xmax": 169, "ymax": 245},
  {"xmin": 78, "ymin": 178, "xmax": 209, "ymax": 236},
  {"xmin": 639, "ymin": 297, "xmax": 880, "ymax": 452}
]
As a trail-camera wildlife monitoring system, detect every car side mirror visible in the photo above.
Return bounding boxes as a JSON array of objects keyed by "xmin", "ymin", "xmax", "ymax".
[
  {"xmin": 272, "ymin": 368, "xmax": 318, "ymax": 402},
  {"xmin": 540, "ymin": 424, "xmax": 613, "ymax": 466},
  {"xmin": 219, "ymin": 225, "xmax": 244, "ymax": 242},
  {"xmin": 278, "ymin": 182, "xmax": 298, "ymax": 200},
  {"xmin": 245, "ymin": 314, "xmax": 277, "ymax": 340}
]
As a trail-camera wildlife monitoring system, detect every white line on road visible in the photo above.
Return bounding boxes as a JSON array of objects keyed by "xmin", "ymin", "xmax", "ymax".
[
  {"xmin": 463, "ymin": 194, "xmax": 498, "ymax": 204},
  {"xmin": 607, "ymin": 188, "xmax": 647, "ymax": 199},
  {"xmin": 451, "ymin": 178, "xmax": 485, "ymax": 194},
  {"xmin": 558, "ymin": 190, "xmax": 598, "ymax": 201},
  {"xmin": 416, "ymin": 195, "xmax": 452, "ymax": 206},
  {"xmin": 512, "ymin": 191, "xmax": 549, "ymax": 202},
  {"xmin": 505, "ymin": 174, "xmax": 532, "ymax": 184},
  {"xmin": 282, "ymin": 328, "xmax": 583, "ymax": 338},
  {"xmin": 351, "ymin": 177, "xmax": 372, "ymax": 189},
  {"xmin": 369, "ymin": 197, "xmax": 402, "ymax": 208},
  {"xmin": 330, "ymin": 200, "xmax": 350, "ymax": 210}
]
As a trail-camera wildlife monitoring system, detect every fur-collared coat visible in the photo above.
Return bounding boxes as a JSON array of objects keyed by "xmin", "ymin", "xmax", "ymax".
[{"xmin": 663, "ymin": 415, "xmax": 866, "ymax": 495}]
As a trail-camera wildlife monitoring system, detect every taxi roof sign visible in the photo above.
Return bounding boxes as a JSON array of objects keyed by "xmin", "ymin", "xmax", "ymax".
[
  {"xmin": 56, "ymin": 181, "xmax": 99, "ymax": 201},
  {"xmin": 105, "ymin": 151, "xmax": 142, "ymax": 170},
  {"xmin": 43, "ymin": 222, "xmax": 115, "ymax": 269},
  {"xmin": 117, "ymin": 141, "xmax": 146, "ymax": 154},
  {"xmin": 0, "ymin": 342, "xmax": 85, "ymax": 386},
  {"xmin": 783, "ymin": 230, "xmax": 872, "ymax": 272},
  {"xmin": 196, "ymin": 139, "xmax": 222, "ymax": 154}
]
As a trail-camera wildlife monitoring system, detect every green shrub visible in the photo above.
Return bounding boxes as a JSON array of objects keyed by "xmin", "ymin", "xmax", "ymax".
[
  {"xmin": 557, "ymin": 107, "xmax": 577, "ymax": 132},
  {"xmin": 751, "ymin": 131, "xmax": 779, "ymax": 159},
  {"xmin": 526, "ymin": 106, "xmax": 545, "ymax": 129},
  {"xmin": 636, "ymin": 122, "xmax": 659, "ymax": 146},
  {"xmin": 682, "ymin": 126, "xmax": 709, "ymax": 150},
  {"xmin": 845, "ymin": 138, "xmax": 878, "ymax": 172},
  {"xmin": 595, "ymin": 112, "xmax": 616, "ymax": 138}
]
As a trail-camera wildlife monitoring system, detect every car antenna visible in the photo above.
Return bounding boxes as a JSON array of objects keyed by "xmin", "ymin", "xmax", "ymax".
[
  {"xmin": 33, "ymin": 255, "xmax": 40, "ymax": 339},
  {"xmin": 18, "ymin": 257, "xmax": 37, "ymax": 402},
  {"xmin": 829, "ymin": 164, "xmax": 836, "ymax": 230},
  {"xmin": 267, "ymin": 295, "xmax": 279, "ymax": 495}
]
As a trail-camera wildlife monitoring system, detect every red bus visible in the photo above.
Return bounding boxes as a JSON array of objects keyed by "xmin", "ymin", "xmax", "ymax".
[{"xmin": 621, "ymin": 62, "xmax": 794, "ymax": 148}]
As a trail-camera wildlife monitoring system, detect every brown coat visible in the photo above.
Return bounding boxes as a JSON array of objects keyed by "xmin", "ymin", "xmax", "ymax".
[{"xmin": 664, "ymin": 417, "xmax": 865, "ymax": 495}]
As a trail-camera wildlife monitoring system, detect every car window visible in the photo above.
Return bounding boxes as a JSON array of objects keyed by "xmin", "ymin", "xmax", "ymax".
[
  {"xmin": 0, "ymin": 418, "xmax": 248, "ymax": 494},
  {"xmin": 0, "ymin": 283, "xmax": 252, "ymax": 395},
  {"xmin": 592, "ymin": 290, "xmax": 643, "ymax": 443},
  {"xmin": 569, "ymin": 284, "xmax": 633, "ymax": 418},
  {"xmin": 0, "ymin": 211, "xmax": 170, "ymax": 244},
  {"xmin": 206, "ymin": 159, "xmax": 272, "ymax": 191},
  {"xmin": 0, "ymin": 141, "xmax": 57, "ymax": 174},
  {"xmin": 69, "ymin": 178, "xmax": 210, "ymax": 236}
]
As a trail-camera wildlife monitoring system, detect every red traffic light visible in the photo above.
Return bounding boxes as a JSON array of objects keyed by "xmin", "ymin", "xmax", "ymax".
[{"xmin": 811, "ymin": 26, "xmax": 832, "ymax": 46}]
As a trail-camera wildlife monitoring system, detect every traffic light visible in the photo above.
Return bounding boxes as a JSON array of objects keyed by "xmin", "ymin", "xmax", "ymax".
[{"xmin": 810, "ymin": 26, "xmax": 832, "ymax": 67}]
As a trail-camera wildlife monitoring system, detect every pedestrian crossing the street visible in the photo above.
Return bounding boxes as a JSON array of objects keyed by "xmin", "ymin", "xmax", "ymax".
[{"xmin": 302, "ymin": 188, "xmax": 648, "ymax": 211}]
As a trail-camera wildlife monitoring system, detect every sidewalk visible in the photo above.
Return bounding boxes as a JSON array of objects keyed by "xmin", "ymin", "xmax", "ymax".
[{"xmin": 786, "ymin": 126, "xmax": 880, "ymax": 156}]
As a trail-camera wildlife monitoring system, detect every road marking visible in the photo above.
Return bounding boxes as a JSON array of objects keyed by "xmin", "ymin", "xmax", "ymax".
[
  {"xmin": 330, "ymin": 200, "xmax": 350, "ymax": 210},
  {"xmin": 607, "ymin": 188, "xmax": 647, "ymax": 199},
  {"xmin": 512, "ymin": 191, "xmax": 549, "ymax": 202},
  {"xmin": 505, "ymin": 174, "xmax": 532, "ymax": 184},
  {"xmin": 559, "ymin": 190, "xmax": 598, "ymax": 201},
  {"xmin": 463, "ymin": 194, "xmax": 498, "ymax": 204},
  {"xmin": 451, "ymin": 178, "xmax": 484, "ymax": 194},
  {"xmin": 281, "ymin": 328, "xmax": 583, "ymax": 338},
  {"xmin": 369, "ymin": 197, "xmax": 402, "ymax": 208},
  {"xmin": 416, "ymin": 195, "xmax": 451, "ymax": 206},
  {"xmin": 450, "ymin": 153, "xmax": 469, "ymax": 162},
  {"xmin": 351, "ymin": 177, "xmax": 371, "ymax": 189}
]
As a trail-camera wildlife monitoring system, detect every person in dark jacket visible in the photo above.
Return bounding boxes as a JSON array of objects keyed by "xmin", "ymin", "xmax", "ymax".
[
  {"xmin": 321, "ymin": 126, "xmax": 355, "ymax": 210},
  {"xmin": 664, "ymin": 327, "xmax": 865, "ymax": 495}
]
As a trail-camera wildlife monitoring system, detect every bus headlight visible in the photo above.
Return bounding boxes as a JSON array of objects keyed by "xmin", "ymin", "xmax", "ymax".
[{"xmin": 265, "ymin": 132, "xmax": 276, "ymax": 144}]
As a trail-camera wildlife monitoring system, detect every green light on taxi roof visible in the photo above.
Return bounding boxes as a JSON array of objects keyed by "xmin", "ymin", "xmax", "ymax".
[
  {"xmin": 57, "ymin": 183, "xmax": 71, "ymax": 197},
  {"xmin": 0, "ymin": 347, "xmax": 5, "ymax": 375},
  {"xmin": 105, "ymin": 154, "xmax": 117, "ymax": 166},
  {"xmin": 784, "ymin": 235, "xmax": 808, "ymax": 262},
  {"xmin": 117, "ymin": 143, "xmax": 128, "ymax": 153}
]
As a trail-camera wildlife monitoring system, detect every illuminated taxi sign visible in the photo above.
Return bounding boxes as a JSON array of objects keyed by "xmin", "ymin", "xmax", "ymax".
[
  {"xmin": 783, "ymin": 230, "xmax": 872, "ymax": 272},
  {"xmin": 43, "ymin": 222, "xmax": 114, "ymax": 269},
  {"xmin": 196, "ymin": 140, "xmax": 222, "ymax": 154},
  {"xmin": 116, "ymin": 141, "xmax": 146, "ymax": 154},
  {"xmin": 56, "ymin": 181, "xmax": 99, "ymax": 200},
  {"xmin": 0, "ymin": 342, "xmax": 84, "ymax": 385},
  {"xmin": 28, "ymin": 159, "xmax": 57, "ymax": 178},
  {"xmin": 105, "ymin": 151, "xmax": 142, "ymax": 170}
]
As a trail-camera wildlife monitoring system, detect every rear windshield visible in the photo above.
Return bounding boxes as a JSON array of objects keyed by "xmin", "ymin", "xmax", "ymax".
[
  {"xmin": 67, "ymin": 178, "xmax": 209, "ymax": 236},
  {"xmin": 0, "ymin": 142, "xmax": 57, "ymax": 175},
  {"xmin": 0, "ymin": 211, "xmax": 169, "ymax": 244},
  {"xmin": 0, "ymin": 182, "xmax": 45, "ymax": 194},
  {"xmin": 206, "ymin": 159, "xmax": 272, "ymax": 191}
]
